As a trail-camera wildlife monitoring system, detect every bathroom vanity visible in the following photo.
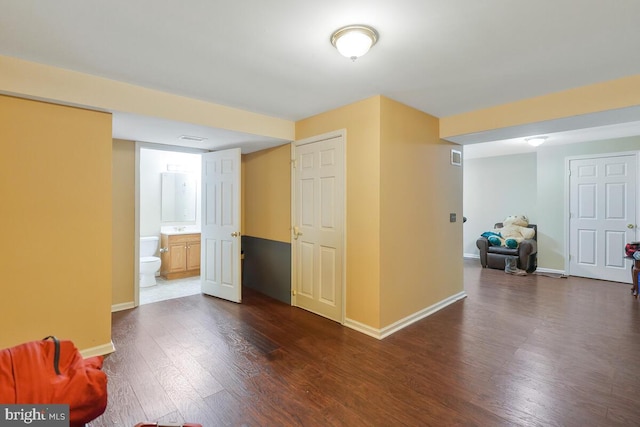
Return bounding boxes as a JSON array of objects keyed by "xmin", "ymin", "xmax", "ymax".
[{"xmin": 160, "ymin": 232, "xmax": 201, "ymax": 280}]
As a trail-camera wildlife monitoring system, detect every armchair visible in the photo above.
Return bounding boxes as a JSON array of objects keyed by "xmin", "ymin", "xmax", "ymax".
[{"xmin": 476, "ymin": 223, "xmax": 537, "ymax": 272}]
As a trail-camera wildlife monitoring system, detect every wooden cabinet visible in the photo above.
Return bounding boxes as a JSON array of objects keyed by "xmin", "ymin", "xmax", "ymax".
[{"xmin": 160, "ymin": 233, "xmax": 201, "ymax": 279}]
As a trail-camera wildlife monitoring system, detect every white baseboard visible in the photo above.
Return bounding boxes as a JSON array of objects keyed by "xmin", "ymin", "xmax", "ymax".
[
  {"xmin": 80, "ymin": 341, "xmax": 115, "ymax": 358},
  {"xmin": 111, "ymin": 301, "xmax": 135, "ymax": 312},
  {"xmin": 343, "ymin": 318, "xmax": 382, "ymax": 339},
  {"xmin": 535, "ymin": 267, "xmax": 566, "ymax": 275},
  {"xmin": 345, "ymin": 291, "xmax": 468, "ymax": 340},
  {"xmin": 464, "ymin": 254, "xmax": 562, "ymax": 275}
]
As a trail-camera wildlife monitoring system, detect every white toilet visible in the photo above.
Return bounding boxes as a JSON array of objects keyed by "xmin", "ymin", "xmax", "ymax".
[{"xmin": 140, "ymin": 236, "xmax": 162, "ymax": 287}]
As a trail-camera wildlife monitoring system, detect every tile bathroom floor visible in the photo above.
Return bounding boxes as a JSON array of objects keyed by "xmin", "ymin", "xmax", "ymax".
[{"xmin": 139, "ymin": 276, "xmax": 201, "ymax": 305}]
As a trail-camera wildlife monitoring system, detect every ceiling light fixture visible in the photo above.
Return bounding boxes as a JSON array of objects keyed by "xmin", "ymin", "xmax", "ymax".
[
  {"xmin": 330, "ymin": 25, "xmax": 378, "ymax": 61},
  {"xmin": 525, "ymin": 136, "xmax": 548, "ymax": 147}
]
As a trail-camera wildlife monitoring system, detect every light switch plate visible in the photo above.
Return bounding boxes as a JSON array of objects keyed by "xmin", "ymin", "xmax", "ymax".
[{"xmin": 450, "ymin": 213, "xmax": 456, "ymax": 222}]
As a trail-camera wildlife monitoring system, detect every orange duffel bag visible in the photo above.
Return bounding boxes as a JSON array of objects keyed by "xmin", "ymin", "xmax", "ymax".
[
  {"xmin": 134, "ymin": 423, "xmax": 202, "ymax": 427},
  {"xmin": 0, "ymin": 336, "xmax": 107, "ymax": 427}
]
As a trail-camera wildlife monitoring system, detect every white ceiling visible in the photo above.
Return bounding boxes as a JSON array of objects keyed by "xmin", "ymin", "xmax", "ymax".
[
  {"xmin": 464, "ymin": 119, "xmax": 640, "ymax": 159},
  {"xmin": 2, "ymin": 0, "xmax": 640, "ymax": 154}
]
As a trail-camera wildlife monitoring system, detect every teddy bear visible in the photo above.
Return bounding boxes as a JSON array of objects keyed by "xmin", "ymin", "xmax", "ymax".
[{"xmin": 484, "ymin": 215, "xmax": 535, "ymax": 248}]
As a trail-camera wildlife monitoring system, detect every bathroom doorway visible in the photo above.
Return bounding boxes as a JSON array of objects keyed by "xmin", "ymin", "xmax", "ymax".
[{"xmin": 135, "ymin": 143, "xmax": 206, "ymax": 306}]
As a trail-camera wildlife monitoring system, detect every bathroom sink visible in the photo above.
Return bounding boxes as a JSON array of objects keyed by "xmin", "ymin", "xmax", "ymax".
[{"xmin": 160, "ymin": 226, "xmax": 201, "ymax": 235}]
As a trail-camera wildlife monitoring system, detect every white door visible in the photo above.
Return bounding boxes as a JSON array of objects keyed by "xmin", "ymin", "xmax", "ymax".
[
  {"xmin": 569, "ymin": 154, "xmax": 636, "ymax": 283},
  {"xmin": 292, "ymin": 132, "xmax": 345, "ymax": 323},
  {"xmin": 201, "ymin": 148, "xmax": 242, "ymax": 302}
]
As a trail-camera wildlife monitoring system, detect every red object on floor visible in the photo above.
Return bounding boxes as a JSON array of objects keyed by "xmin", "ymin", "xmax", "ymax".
[
  {"xmin": 134, "ymin": 424, "xmax": 203, "ymax": 427},
  {"xmin": 0, "ymin": 336, "xmax": 107, "ymax": 427}
]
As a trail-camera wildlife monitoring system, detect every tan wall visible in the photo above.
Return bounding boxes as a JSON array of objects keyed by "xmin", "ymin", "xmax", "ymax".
[
  {"xmin": 440, "ymin": 74, "xmax": 640, "ymax": 138},
  {"xmin": 243, "ymin": 144, "xmax": 292, "ymax": 243},
  {"xmin": 379, "ymin": 97, "xmax": 464, "ymax": 326},
  {"xmin": 296, "ymin": 96, "xmax": 382, "ymax": 328},
  {"xmin": 1, "ymin": 54, "xmax": 294, "ymax": 142},
  {"xmin": 112, "ymin": 139, "xmax": 136, "ymax": 306},
  {"xmin": 0, "ymin": 95, "xmax": 112, "ymax": 353}
]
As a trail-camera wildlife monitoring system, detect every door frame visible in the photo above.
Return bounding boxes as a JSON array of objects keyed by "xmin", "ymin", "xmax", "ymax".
[
  {"xmin": 564, "ymin": 150, "xmax": 640, "ymax": 278},
  {"xmin": 290, "ymin": 129, "xmax": 347, "ymax": 324},
  {"xmin": 134, "ymin": 141, "xmax": 207, "ymax": 308}
]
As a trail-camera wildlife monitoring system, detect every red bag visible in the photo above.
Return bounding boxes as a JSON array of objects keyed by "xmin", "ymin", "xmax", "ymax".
[
  {"xmin": 135, "ymin": 424, "xmax": 202, "ymax": 427},
  {"xmin": 625, "ymin": 242, "xmax": 640, "ymax": 257},
  {"xmin": 0, "ymin": 336, "xmax": 107, "ymax": 427}
]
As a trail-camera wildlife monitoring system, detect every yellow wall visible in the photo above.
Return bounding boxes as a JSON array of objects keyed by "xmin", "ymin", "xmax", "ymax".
[
  {"xmin": 1, "ymin": 54, "xmax": 294, "ymax": 142},
  {"xmin": 243, "ymin": 144, "xmax": 292, "ymax": 243},
  {"xmin": 379, "ymin": 97, "xmax": 464, "ymax": 326},
  {"xmin": 440, "ymin": 74, "xmax": 640, "ymax": 138},
  {"xmin": 112, "ymin": 139, "xmax": 135, "ymax": 306},
  {"xmin": 296, "ymin": 96, "xmax": 382, "ymax": 328},
  {"xmin": 0, "ymin": 95, "xmax": 112, "ymax": 353}
]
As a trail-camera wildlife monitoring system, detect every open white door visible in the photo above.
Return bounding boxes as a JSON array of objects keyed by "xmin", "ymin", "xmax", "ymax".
[{"xmin": 201, "ymin": 148, "xmax": 242, "ymax": 302}]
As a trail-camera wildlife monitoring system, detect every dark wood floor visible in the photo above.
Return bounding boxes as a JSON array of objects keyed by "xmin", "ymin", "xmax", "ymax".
[{"xmin": 90, "ymin": 260, "xmax": 640, "ymax": 426}]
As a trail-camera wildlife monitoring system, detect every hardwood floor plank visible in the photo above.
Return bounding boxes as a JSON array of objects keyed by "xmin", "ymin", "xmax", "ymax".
[
  {"xmin": 130, "ymin": 376, "xmax": 179, "ymax": 424},
  {"xmin": 152, "ymin": 364, "xmax": 222, "ymax": 426},
  {"xmin": 91, "ymin": 260, "xmax": 640, "ymax": 426},
  {"xmin": 153, "ymin": 332, "xmax": 225, "ymax": 398},
  {"xmin": 88, "ymin": 373, "xmax": 146, "ymax": 426},
  {"xmin": 202, "ymin": 390, "xmax": 258, "ymax": 427},
  {"xmin": 605, "ymin": 395, "xmax": 640, "ymax": 426}
]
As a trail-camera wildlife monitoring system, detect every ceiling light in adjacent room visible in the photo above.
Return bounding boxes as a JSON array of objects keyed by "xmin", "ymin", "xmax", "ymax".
[
  {"xmin": 331, "ymin": 25, "xmax": 378, "ymax": 61},
  {"xmin": 525, "ymin": 136, "xmax": 548, "ymax": 147}
]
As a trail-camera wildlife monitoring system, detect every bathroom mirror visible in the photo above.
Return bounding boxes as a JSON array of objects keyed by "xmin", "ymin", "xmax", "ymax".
[{"xmin": 161, "ymin": 172, "xmax": 197, "ymax": 222}]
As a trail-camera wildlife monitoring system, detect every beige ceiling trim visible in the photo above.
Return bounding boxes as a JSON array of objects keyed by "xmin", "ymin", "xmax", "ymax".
[
  {"xmin": 440, "ymin": 74, "xmax": 640, "ymax": 139},
  {"xmin": 0, "ymin": 55, "xmax": 294, "ymax": 141}
]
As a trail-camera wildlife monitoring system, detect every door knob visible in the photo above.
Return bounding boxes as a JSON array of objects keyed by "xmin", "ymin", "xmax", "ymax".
[
  {"xmin": 231, "ymin": 232, "xmax": 240, "ymax": 237},
  {"xmin": 628, "ymin": 224, "xmax": 636, "ymax": 229},
  {"xmin": 293, "ymin": 226, "xmax": 303, "ymax": 240}
]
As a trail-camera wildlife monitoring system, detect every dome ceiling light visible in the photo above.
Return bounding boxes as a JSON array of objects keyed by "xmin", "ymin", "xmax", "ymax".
[
  {"xmin": 330, "ymin": 25, "xmax": 379, "ymax": 61},
  {"xmin": 525, "ymin": 136, "xmax": 548, "ymax": 147}
]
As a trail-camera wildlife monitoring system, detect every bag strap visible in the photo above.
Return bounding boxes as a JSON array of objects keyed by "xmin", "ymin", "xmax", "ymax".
[{"xmin": 42, "ymin": 335, "xmax": 61, "ymax": 375}]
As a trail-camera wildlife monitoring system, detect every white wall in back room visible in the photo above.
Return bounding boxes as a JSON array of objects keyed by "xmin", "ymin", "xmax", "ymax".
[
  {"xmin": 463, "ymin": 152, "xmax": 537, "ymax": 257},
  {"xmin": 139, "ymin": 148, "xmax": 202, "ymax": 238}
]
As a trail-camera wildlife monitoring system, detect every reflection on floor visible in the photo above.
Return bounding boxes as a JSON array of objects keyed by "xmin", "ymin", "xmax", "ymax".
[{"xmin": 139, "ymin": 276, "xmax": 201, "ymax": 305}]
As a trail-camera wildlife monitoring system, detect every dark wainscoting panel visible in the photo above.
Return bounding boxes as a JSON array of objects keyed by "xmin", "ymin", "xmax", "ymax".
[{"xmin": 242, "ymin": 236, "xmax": 291, "ymax": 304}]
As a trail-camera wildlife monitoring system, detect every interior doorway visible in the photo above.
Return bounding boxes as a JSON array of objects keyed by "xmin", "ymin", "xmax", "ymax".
[{"xmin": 135, "ymin": 143, "xmax": 206, "ymax": 306}]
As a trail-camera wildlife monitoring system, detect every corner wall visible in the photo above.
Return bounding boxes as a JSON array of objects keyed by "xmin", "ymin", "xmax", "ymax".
[
  {"xmin": 295, "ymin": 96, "xmax": 465, "ymax": 332},
  {"xmin": 0, "ymin": 95, "xmax": 113, "ymax": 354},
  {"xmin": 296, "ymin": 96, "xmax": 383, "ymax": 328},
  {"xmin": 379, "ymin": 97, "xmax": 464, "ymax": 326}
]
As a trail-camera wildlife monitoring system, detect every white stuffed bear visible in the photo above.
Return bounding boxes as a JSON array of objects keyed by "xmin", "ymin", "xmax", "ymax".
[{"xmin": 487, "ymin": 215, "xmax": 535, "ymax": 248}]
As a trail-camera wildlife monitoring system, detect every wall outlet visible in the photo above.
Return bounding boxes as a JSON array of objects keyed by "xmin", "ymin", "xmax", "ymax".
[{"xmin": 450, "ymin": 213, "xmax": 456, "ymax": 222}]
